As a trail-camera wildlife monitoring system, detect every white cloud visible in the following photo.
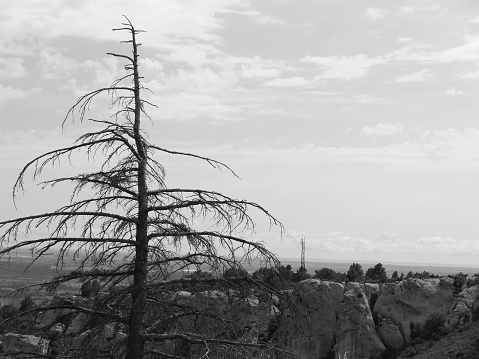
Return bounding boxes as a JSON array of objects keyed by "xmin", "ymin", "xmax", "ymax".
[
  {"xmin": 0, "ymin": 57, "xmax": 27, "ymax": 78},
  {"xmin": 301, "ymin": 54, "xmax": 384, "ymax": 81},
  {"xmin": 395, "ymin": 69, "xmax": 431, "ymax": 82},
  {"xmin": 399, "ymin": 5, "xmax": 443, "ymax": 15},
  {"xmin": 470, "ymin": 15, "xmax": 479, "ymax": 24},
  {"xmin": 0, "ymin": 1, "xmax": 240, "ymax": 46},
  {"xmin": 238, "ymin": 56, "xmax": 283, "ymax": 79},
  {"xmin": 264, "ymin": 76, "xmax": 309, "ymax": 87},
  {"xmin": 458, "ymin": 64, "xmax": 479, "ymax": 79},
  {"xmin": 396, "ymin": 35, "xmax": 479, "ymax": 64},
  {"xmin": 281, "ymin": 230, "xmax": 479, "ymax": 258},
  {"xmin": 194, "ymin": 128, "xmax": 479, "ymax": 172},
  {"xmin": 360, "ymin": 123, "xmax": 403, "ymax": 136},
  {"xmin": 445, "ymin": 87, "xmax": 465, "ymax": 95},
  {"xmin": 217, "ymin": 9, "xmax": 284, "ymax": 25},
  {"xmin": 364, "ymin": 8, "xmax": 388, "ymax": 21},
  {"xmin": 355, "ymin": 94, "xmax": 392, "ymax": 105},
  {"xmin": 397, "ymin": 37, "xmax": 413, "ymax": 43},
  {"xmin": 40, "ymin": 50, "xmax": 78, "ymax": 80},
  {"xmin": 0, "ymin": 84, "xmax": 41, "ymax": 105}
]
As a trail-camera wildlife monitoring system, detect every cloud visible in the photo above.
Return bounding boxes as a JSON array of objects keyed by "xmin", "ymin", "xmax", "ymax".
[
  {"xmin": 458, "ymin": 65, "xmax": 479, "ymax": 79},
  {"xmin": 190, "ymin": 128, "xmax": 479, "ymax": 172},
  {"xmin": 0, "ymin": 1, "xmax": 240, "ymax": 46},
  {"xmin": 264, "ymin": 76, "xmax": 309, "ymax": 87},
  {"xmin": 396, "ymin": 35, "xmax": 479, "ymax": 64},
  {"xmin": 445, "ymin": 87, "xmax": 465, "ymax": 95},
  {"xmin": 0, "ymin": 84, "xmax": 41, "ymax": 105},
  {"xmin": 40, "ymin": 50, "xmax": 78, "ymax": 80},
  {"xmin": 281, "ymin": 230, "xmax": 479, "ymax": 258},
  {"xmin": 399, "ymin": 5, "xmax": 444, "ymax": 15},
  {"xmin": 360, "ymin": 123, "xmax": 403, "ymax": 136},
  {"xmin": 355, "ymin": 94, "xmax": 392, "ymax": 105},
  {"xmin": 470, "ymin": 15, "xmax": 479, "ymax": 24},
  {"xmin": 364, "ymin": 8, "xmax": 388, "ymax": 20},
  {"xmin": 216, "ymin": 9, "xmax": 285, "ymax": 25},
  {"xmin": 238, "ymin": 56, "xmax": 284, "ymax": 79},
  {"xmin": 0, "ymin": 57, "xmax": 27, "ymax": 78},
  {"xmin": 301, "ymin": 54, "xmax": 384, "ymax": 81},
  {"xmin": 397, "ymin": 37, "xmax": 413, "ymax": 43},
  {"xmin": 395, "ymin": 69, "xmax": 431, "ymax": 82}
]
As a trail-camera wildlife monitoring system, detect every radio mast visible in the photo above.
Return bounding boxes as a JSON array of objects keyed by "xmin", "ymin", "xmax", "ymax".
[{"xmin": 300, "ymin": 236, "xmax": 305, "ymax": 270}]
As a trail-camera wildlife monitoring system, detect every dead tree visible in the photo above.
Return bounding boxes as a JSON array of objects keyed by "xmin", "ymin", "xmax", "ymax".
[{"xmin": 0, "ymin": 18, "xmax": 291, "ymax": 359}]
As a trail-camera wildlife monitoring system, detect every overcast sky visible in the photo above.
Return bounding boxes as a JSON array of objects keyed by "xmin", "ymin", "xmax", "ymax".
[{"xmin": 2, "ymin": 1, "xmax": 479, "ymax": 267}]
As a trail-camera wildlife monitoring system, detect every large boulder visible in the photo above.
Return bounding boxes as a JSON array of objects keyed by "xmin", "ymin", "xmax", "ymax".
[
  {"xmin": 275, "ymin": 279, "xmax": 344, "ymax": 359},
  {"xmin": 173, "ymin": 289, "xmax": 277, "ymax": 339},
  {"xmin": 444, "ymin": 285, "xmax": 479, "ymax": 331},
  {"xmin": 335, "ymin": 283, "xmax": 385, "ymax": 359},
  {"xmin": 373, "ymin": 278, "xmax": 455, "ymax": 344},
  {"xmin": 65, "ymin": 313, "xmax": 90, "ymax": 336},
  {"xmin": 60, "ymin": 322, "xmax": 126, "ymax": 355},
  {"xmin": 0, "ymin": 334, "xmax": 49, "ymax": 355},
  {"xmin": 377, "ymin": 316, "xmax": 404, "ymax": 349}
]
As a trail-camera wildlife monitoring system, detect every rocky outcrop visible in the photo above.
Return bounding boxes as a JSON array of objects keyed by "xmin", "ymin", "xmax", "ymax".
[
  {"xmin": 57, "ymin": 322, "xmax": 127, "ymax": 356},
  {"xmin": 6, "ymin": 277, "xmax": 479, "ymax": 358},
  {"xmin": 377, "ymin": 317, "xmax": 404, "ymax": 349},
  {"xmin": 444, "ymin": 285, "xmax": 479, "ymax": 331},
  {"xmin": 335, "ymin": 283, "xmax": 385, "ymax": 359},
  {"xmin": 373, "ymin": 278, "xmax": 455, "ymax": 344},
  {"xmin": 275, "ymin": 279, "xmax": 344, "ymax": 359},
  {"xmin": 0, "ymin": 334, "xmax": 49, "ymax": 355},
  {"xmin": 172, "ymin": 289, "xmax": 278, "ymax": 340},
  {"xmin": 64, "ymin": 312, "xmax": 90, "ymax": 336},
  {"xmin": 275, "ymin": 280, "xmax": 385, "ymax": 359}
]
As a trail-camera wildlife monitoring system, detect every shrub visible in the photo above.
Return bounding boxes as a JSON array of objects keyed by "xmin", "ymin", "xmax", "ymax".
[
  {"xmin": 314, "ymin": 267, "xmax": 346, "ymax": 282},
  {"xmin": 472, "ymin": 305, "xmax": 479, "ymax": 322},
  {"xmin": 365, "ymin": 263, "xmax": 388, "ymax": 283},
  {"xmin": 378, "ymin": 346, "xmax": 401, "ymax": 359},
  {"xmin": 347, "ymin": 263, "xmax": 364, "ymax": 282},
  {"xmin": 410, "ymin": 313, "xmax": 445, "ymax": 341}
]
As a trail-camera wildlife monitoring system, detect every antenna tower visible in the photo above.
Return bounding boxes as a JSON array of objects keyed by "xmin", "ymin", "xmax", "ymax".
[{"xmin": 300, "ymin": 236, "xmax": 305, "ymax": 269}]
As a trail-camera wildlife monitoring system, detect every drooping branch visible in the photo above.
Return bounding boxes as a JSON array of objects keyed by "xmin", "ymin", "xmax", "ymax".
[{"xmin": 149, "ymin": 144, "xmax": 239, "ymax": 178}]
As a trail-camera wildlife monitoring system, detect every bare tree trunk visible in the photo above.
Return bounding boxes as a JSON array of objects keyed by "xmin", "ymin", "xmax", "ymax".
[{"xmin": 126, "ymin": 26, "xmax": 148, "ymax": 359}]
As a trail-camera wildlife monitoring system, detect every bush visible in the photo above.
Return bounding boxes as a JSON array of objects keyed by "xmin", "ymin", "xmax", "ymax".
[
  {"xmin": 378, "ymin": 346, "xmax": 401, "ymax": 359},
  {"xmin": 347, "ymin": 263, "xmax": 364, "ymax": 282},
  {"xmin": 314, "ymin": 267, "xmax": 346, "ymax": 282},
  {"xmin": 410, "ymin": 313, "xmax": 445, "ymax": 341},
  {"xmin": 449, "ymin": 272, "xmax": 468, "ymax": 293},
  {"xmin": 223, "ymin": 267, "xmax": 248, "ymax": 278},
  {"xmin": 472, "ymin": 305, "xmax": 479, "ymax": 322},
  {"xmin": 365, "ymin": 263, "xmax": 388, "ymax": 283}
]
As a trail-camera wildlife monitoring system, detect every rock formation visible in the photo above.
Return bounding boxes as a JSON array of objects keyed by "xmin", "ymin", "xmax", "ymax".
[
  {"xmin": 0, "ymin": 333, "xmax": 49, "ymax": 355},
  {"xmin": 275, "ymin": 279, "xmax": 385, "ymax": 359},
  {"xmin": 373, "ymin": 278, "xmax": 455, "ymax": 345},
  {"xmin": 6, "ymin": 276, "xmax": 479, "ymax": 358},
  {"xmin": 275, "ymin": 279, "xmax": 344, "ymax": 359},
  {"xmin": 444, "ymin": 285, "xmax": 479, "ymax": 331}
]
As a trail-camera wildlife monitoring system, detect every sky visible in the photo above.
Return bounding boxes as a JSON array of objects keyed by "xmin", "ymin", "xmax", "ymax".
[{"xmin": 2, "ymin": 0, "xmax": 479, "ymax": 268}]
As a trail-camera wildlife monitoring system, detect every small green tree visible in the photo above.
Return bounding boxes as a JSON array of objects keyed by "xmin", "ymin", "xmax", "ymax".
[
  {"xmin": 278, "ymin": 264, "xmax": 293, "ymax": 282},
  {"xmin": 253, "ymin": 267, "xmax": 282, "ymax": 289},
  {"xmin": 80, "ymin": 280, "xmax": 101, "ymax": 298},
  {"xmin": 347, "ymin": 263, "xmax": 364, "ymax": 282},
  {"xmin": 365, "ymin": 263, "xmax": 388, "ymax": 283},
  {"xmin": 0, "ymin": 304, "xmax": 18, "ymax": 321},
  {"xmin": 292, "ymin": 266, "xmax": 310, "ymax": 282},
  {"xmin": 223, "ymin": 266, "xmax": 249, "ymax": 278},
  {"xmin": 19, "ymin": 296, "xmax": 35, "ymax": 312}
]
